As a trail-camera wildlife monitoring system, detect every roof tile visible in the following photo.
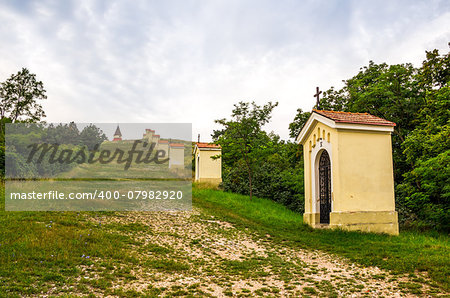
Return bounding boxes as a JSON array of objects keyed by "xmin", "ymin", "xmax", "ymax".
[
  {"xmin": 196, "ymin": 142, "xmax": 221, "ymax": 149},
  {"xmin": 169, "ymin": 143, "xmax": 185, "ymax": 147},
  {"xmin": 313, "ymin": 109, "xmax": 396, "ymax": 127}
]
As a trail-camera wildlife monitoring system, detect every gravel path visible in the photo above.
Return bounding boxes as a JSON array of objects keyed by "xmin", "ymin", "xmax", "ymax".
[{"xmin": 79, "ymin": 208, "xmax": 445, "ymax": 297}]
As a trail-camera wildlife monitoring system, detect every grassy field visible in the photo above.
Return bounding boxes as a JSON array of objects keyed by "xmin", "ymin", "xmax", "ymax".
[
  {"xmin": 193, "ymin": 186, "xmax": 450, "ymax": 291},
  {"xmin": 0, "ymin": 184, "xmax": 449, "ymax": 296}
]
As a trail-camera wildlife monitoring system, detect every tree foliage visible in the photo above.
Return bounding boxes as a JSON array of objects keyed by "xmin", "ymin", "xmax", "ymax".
[
  {"xmin": 213, "ymin": 101, "xmax": 278, "ymax": 199},
  {"xmin": 0, "ymin": 68, "xmax": 47, "ymax": 123},
  {"xmin": 5, "ymin": 123, "xmax": 108, "ymax": 177},
  {"xmin": 212, "ymin": 101, "xmax": 305, "ymax": 212},
  {"xmin": 0, "ymin": 68, "xmax": 47, "ymax": 176}
]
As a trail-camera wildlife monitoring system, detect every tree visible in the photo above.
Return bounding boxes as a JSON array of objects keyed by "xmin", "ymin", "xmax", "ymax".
[
  {"xmin": 213, "ymin": 101, "xmax": 278, "ymax": 200},
  {"xmin": 0, "ymin": 68, "xmax": 47, "ymax": 124},
  {"xmin": 397, "ymin": 46, "xmax": 450, "ymax": 231},
  {"xmin": 0, "ymin": 68, "xmax": 47, "ymax": 176},
  {"xmin": 288, "ymin": 108, "xmax": 310, "ymax": 139},
  {"xmin": 80, "ymin": 124, "xmax": 108, "ymax": 149}
]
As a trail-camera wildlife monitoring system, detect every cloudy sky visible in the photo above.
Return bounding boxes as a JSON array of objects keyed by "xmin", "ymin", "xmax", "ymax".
[{"xmin": 1, "ymin": 0, "xmax": 449, "ymax": 141}]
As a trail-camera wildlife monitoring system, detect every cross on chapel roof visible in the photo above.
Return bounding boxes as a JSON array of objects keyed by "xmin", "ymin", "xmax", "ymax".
[{"xmin": 313, "ymin": 87, "xmax": 322, "ymax": 109}]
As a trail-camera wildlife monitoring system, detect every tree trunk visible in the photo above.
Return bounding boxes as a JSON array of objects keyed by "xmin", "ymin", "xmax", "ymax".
[{"xmin": 248, "ymin": 169, "xmax": 253, "ymax": 200}]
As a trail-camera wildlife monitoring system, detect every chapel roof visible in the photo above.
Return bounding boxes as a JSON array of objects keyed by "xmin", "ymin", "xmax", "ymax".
[
  {"xmin": 170, "ymin": 143, "xmax": 185, "ymax": 147},
  {"xmin": 114, "ymin": 125, "xmax": 122, "ymax": 136},
  {"xmin": 196, "ymin": 142, "xmax": 221, "ymax": 149},
  {"xmin": 313, "ymin": 110, "xmax": 396, "ymax": 127}
]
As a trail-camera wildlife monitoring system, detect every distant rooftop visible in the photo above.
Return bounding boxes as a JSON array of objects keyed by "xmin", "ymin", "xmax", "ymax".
[
  {"xmin": 313, "ymin": 109, "xmax": 396, "ymax": 127},
  {"xmin": 170, "ymin": 143, "xmax": 184, "ymax": 147},
  {"xmin": 196, "ymin": 142, "xmax": 221, "ymax": 149}
]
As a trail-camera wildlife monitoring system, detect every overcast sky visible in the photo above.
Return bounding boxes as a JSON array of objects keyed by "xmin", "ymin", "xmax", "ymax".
[{"xmin": 1, "ymin": 0, "xmax": 449, "ymax": 141}]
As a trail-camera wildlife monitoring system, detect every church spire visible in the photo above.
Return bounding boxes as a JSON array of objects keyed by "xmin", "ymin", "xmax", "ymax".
[{"xmin": 113, "ymin": 125, "xmax": 122, "ymax": 141}]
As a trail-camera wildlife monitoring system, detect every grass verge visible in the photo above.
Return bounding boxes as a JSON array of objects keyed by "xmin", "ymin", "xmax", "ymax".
[{"xmin": 193, "ymin": 186, "xmax": 450, "ymax": 291}]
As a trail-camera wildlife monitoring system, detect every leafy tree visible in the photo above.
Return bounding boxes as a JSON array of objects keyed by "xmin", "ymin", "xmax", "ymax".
[
  {"xmin": 418, "ymin": 43, "xmax": 450, "ymax": 89},
  {"xmin": 397, "ymin": 46, "xmax": 450, "ymax": 231},
  {"xmin": 0, "ymin": 68, "xmax": 47, "ymax": 175},
  {"xmin": 0, "ymin": 68, "xmax": 47, "ymax": 124},
  {"xmin": 213, "ymin": 101, "xmax": 278, "ymax": 199},
  {"xmin": 288, "ymin": 108, "xmax": 310, "ymax": 139},
  {"xmin": 80, "ymin": 124, "xmax": 107, "ymax": 149}
]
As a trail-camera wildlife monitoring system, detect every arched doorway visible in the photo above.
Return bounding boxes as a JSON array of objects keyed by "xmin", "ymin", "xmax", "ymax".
[{"xmin": 319, "ymin": 150, "xmax": 331, "ymax": 224}]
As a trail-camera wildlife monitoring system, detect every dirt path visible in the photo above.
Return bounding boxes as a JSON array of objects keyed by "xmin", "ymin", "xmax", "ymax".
[{"xmin": 82, "ymin": 209, "xmax": 440, "ymax": 297}]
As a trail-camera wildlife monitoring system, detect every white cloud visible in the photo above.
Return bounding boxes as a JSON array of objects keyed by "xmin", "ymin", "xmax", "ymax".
[{"xmin": 0, "ymin": 0, "xmax": 449, "ymax": 141}]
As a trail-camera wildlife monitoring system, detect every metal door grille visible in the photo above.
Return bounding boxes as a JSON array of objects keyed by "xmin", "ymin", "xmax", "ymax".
[{"xmin": 319, "ymin": 151, "xmax": 331, "ymax": 224}]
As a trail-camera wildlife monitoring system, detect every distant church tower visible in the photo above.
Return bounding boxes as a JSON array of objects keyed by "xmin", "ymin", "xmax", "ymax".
[{"xmin": 113, "ymin": 125, "xmax": 122, "ymax": 141}]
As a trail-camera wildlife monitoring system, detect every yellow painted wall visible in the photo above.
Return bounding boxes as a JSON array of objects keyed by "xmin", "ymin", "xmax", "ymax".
[
  {"xmin": 158, "ymin": 143, "xmax": 169, "ymax": 157},
  {"xmin": 194, "ymin": 148, "xmax": 222, "ymax": 183},
  {"xmin": 152, "ymin": 136, "xmax": 160, "ymax": 145},
  {"xmin": 143, "ymin": 131, "xmax": 154, "ymax": 142},
  {"xmin": 334, "ymin": 130, "xmax": 395, "ymax": 212},
  {"xmin": 302, "ymin": 122, "xmax": 338, "ymax": 217},
  {"xmin": 169, "ymin": 147, "xmax": 184, "ymax": 168}
]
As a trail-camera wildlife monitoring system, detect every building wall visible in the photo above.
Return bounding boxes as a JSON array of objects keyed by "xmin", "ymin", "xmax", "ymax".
[
  {"xmin": 143, "ymin": 131, "xmax": 154, "ymax": 142},
  {"xmin": 195, "ymin": 149, "xmax": 222, "ymax": 183},
  {"xmin": 334, "ymin": 129, "xmax": 396, "ymax": 212},
  {"xmin": 158, "ymin": 143, "xmax": 169, "ymax": 157},
  {"xmin": 169, "ymin": 147, "xmax": 184, "ymax": 168},
  {"xmin": 302, "ymin": 122, "xmax": 338, "ymax": 221}
]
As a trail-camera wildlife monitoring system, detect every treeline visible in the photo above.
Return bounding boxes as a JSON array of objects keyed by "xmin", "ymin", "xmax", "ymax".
[
  {"xmin": 5, "ymin": 123, "xmax": 107, "ymax": 177},
  {"xmin": 214, "ymin": 45, "xmax": 449, "ymax": 232}
]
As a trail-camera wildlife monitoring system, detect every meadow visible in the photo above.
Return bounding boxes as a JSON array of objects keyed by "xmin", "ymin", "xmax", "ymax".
[{"xmin": 0, "ymin": 184, "xmax": 448, "ymax": 296}]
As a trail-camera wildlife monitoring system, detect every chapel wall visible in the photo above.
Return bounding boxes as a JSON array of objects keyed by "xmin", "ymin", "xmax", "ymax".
[
  {"xmin": 335, "ymin": 129, "xmax": 396, "ymax": 212},
  {"xmin": 302, "ymin": 122, "xmax": 338, "ymax": 220},
  {"xmin": 198, "ymin": 150, "xmax": 222, "ymax": 179},
  {"xmin": 169, "ymin": 147, "xmax": 185, "ymax": 168}
]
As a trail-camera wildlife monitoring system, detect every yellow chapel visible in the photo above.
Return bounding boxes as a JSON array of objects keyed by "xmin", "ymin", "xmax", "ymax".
[
  {"xmin": 296, "ymin": 110, "xmax": 399, "ymax": 235},
  {"xmin": 194, "ymin": 142, "xmax": 222, "ymax": 185}
]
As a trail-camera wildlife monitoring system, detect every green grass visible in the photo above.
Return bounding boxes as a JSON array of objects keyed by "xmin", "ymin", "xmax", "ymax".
[
  {"xmin": 0, "ymin": 210, "xmax": 136, "ymax": 294},
  {"xmin": 193, "ymin": 186, "xmax": 450, "ymax": 291},
  {"xmin": 1, "ymin": 183, "xmax": 449, "ymax": 295},
  {"xmin": 0, "ymin": 185, "xmax": 152, "ymax": 295}
]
